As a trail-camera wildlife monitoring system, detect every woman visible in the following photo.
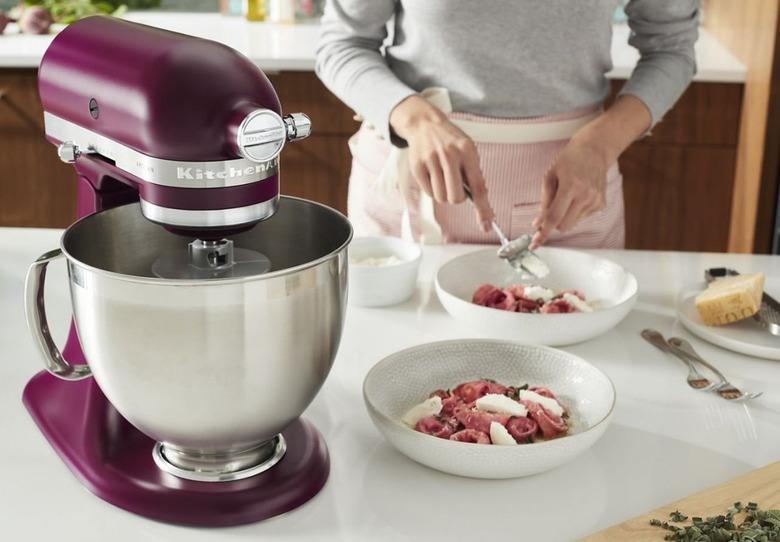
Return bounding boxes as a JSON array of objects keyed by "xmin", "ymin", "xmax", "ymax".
[{"xmin": 316, "ymin": 1, "xmax": 698, "ymax": 248}]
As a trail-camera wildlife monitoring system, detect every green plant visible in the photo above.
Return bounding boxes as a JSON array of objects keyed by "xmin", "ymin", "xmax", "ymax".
[{"xmin": 22, "ymin": 0, "xmax": 161, "ymax": 24}]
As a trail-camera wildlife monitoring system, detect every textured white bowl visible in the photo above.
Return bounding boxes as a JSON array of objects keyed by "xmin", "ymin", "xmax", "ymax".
[
  {"xmin": 363, "ymin": 339, "xmax": 615, "ymax": 479},
  {"xmin": 349, "ymin": 236, "xmax": 421, "ymax": 307},
  {"xmin": 435, "ymin": 247, "xmax": 638, "ymax": 345}
]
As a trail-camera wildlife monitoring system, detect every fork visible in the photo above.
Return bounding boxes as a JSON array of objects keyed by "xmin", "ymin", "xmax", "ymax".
[
  {"xmin": 641, "ymin": 329, "xmax": 721, "ymax": 391},
  {"xmin": 668, "ymin": 337, "xmax": 763, "ymax": 401},
  {"xmin": 462, "ymin": 183, "xmax": 548, "ymax": 279}
]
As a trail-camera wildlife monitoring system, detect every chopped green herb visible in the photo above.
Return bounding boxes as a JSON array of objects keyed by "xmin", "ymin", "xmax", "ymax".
[
  {"xmin": 506, "ymin": 383, "xmax": 529, "ymax": 400},
  {"xmin": 650, "ymin": 502, "xmax": 780, "ymax": 541}
]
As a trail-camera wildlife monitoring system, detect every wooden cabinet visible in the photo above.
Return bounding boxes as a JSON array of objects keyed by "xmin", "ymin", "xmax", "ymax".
[
  {"xmin": 0, "ymin": 70, "xmax": 744, "ymax": 253},
  {"xmin": 268, "ymin": 72, "xmax": 354, "ymax": 213},
  {"xmin": 609, "ymin": 81, "xmax": 743, "ymax": 251},
  {"xmin": 619, "ymin": 144, "xmax": 737, "ymax": 250},
  {"xmin": 0, "ymin": 69, "xmax": 77, "ymax": 228}
]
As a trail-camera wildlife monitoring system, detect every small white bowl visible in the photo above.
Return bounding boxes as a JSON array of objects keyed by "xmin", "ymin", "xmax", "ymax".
[
  {"xmin": 435, "ymin": 247, "xmax": 638, "ymax": 345},
  {"xmin": 349, "ymin": 236, "xmax": 422, "ymax": 307},
  {"xmin": 363, "ymin": 339, "xmax": 615, "ymax": 479}
]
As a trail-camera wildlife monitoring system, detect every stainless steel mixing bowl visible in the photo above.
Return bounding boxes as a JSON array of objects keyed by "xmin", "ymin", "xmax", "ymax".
[{"xmin": 25, "ymin": 198, "xmax": 352, "ymax": 481}]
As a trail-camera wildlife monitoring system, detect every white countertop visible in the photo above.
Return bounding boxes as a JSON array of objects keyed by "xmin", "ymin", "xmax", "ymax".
[
  {"xmin": 0, "ymin": 12, "xmax": 747, "ymax": 82},
  {"xmin": 2, "ymin": 229, "xmax": 780, "ymax": 541}
]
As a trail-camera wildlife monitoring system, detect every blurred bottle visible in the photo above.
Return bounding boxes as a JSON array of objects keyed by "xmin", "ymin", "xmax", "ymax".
[
  {"xmin": 244, "ymin": 0, "xmax": 266, "ymax": 21},
  {"xmin": 219, "ymin": 0, "xmax": 243, "ymax": 15},
  {"xmin": 295, "ymin": 0, "xmax": 324, "ymax": 21},
  {"xmin": 269, "ymin": 0, "xmax": 295, "ymax": 24}
]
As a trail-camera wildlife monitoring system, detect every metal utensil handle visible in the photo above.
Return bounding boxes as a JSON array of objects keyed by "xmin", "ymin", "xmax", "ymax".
[
  {"xmin": 24, "ymin": 249, "xmax": 91, "ymax": 381},
  {"xmin": 462, "ymin": 183, "xmax": 474, "ymax": 201},
  {"xmin": 641, "ymin": 329, "xmax": 705, "ymax": 374},
  {"xmin": 704, "ymin": 267, "xmax": 740, "ymax": 284},
  {"xmin": 641, "ymin": 329, "xmax": 690, "ymax": 362},
  {"xmin": 667, "ymin": 337, "xmax": 729, "ymax": 382},
  {"xmin": 462, "ymin": 182, "xmax": 510, "ymax": 245}
]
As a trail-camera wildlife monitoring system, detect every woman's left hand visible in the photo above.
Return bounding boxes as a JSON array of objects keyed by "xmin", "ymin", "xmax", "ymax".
[
  {"xmin": 530, "ymin": 136, "xmax": 608, "ymax": 248},
  {"xmin": 530, "ymin": 95, "xmax": 652, "ymax": 249}
]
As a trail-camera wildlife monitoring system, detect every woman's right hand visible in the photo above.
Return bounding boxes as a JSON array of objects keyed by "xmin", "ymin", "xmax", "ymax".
[{"xmin": 390, "ymin": 95, "xmax": 494, "ymax": 232}]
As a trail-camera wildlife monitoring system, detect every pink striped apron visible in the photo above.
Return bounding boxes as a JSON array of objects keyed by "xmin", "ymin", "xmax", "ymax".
[{"xmin": 346, "ymin": 103, "xmax": 625, "ymax": 248}]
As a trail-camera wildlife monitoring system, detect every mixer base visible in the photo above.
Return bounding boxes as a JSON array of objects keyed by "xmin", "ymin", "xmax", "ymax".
[{"xmin": 22, "ymin": 371, "xmax": 330, "ymax": 527}]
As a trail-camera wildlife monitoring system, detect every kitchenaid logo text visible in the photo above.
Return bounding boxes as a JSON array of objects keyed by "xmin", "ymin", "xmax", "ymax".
[{"xmin": 176, "ymin": 161, "xmax": 277, "ymax": 180}]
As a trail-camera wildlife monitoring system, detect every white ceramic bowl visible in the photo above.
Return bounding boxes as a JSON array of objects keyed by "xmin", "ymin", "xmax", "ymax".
[
  {"xmin": 435, "ymin": 247, "xmax": 638, "ymax": 345},
  {"xmin": 363, "ymin": 339, "xmax": 615, "ymax": 479},
  {"xmin": 349, "ymin": 236, "xmax": 422, "ymax": 307}
]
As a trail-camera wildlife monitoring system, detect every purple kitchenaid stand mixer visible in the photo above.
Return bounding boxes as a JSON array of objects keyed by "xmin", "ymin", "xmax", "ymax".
[{"xmin": 22, "ymin": 16, "xmax": 347, "ymax": 527}]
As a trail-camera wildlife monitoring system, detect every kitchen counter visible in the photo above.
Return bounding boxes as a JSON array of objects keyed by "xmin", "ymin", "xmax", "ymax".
[
  {"xmin": 2, "ymin": 229, "xmax": 780, "ymax": 541},
  {"xmin": 0, "ymin": 12, "xmax": 747, "ymax": 81}
]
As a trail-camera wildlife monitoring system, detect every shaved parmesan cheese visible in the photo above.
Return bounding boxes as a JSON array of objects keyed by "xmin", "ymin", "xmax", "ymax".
[
  {"xmin": 475, "ymin": 393, "xmax": 528, "ymax": 417},
  {"xmin": 517, "ymin": 390, "xmax": 564, "ymax": 417},
  {"xmin": 489, "ymin": 421, "xmax": 517, "ymax": 445},
  {"xmin": 520, "ymin": 254, "xmax": 550, "ymax": 278},
  {"xmin": 562, "ymin": 292, "xmax": 593, "ymax": 313},
  {"xmin": 401, "ymin": 396, "xmax": 442, "ymax": 427},
  {"xmin": 522, "ymin": 286, "xmax": 555, "ymax": 302}
]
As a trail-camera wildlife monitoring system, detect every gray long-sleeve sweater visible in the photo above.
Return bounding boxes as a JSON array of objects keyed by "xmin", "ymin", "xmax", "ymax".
[{"xmin": 315, "ymin": 0, "xmax": 699, "ymax": 140}]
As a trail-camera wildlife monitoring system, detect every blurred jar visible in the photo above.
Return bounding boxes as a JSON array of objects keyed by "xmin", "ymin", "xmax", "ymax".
[
  {"xmin": 269, "ymin": 0, "xmax": 295, "ymax": 24},
  {"xmin": 244, "ymin": 0, "xmax": 266, "ymax": 21}
]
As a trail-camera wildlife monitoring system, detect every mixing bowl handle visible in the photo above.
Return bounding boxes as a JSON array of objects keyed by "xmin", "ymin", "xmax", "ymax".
[{"xmin": 24, "ymin": 249, "xmax": 92, "ymax": 381}]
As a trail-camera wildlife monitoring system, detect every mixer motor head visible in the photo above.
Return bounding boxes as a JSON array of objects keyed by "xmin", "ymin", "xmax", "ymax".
[
  {"xmin": 38, "ymin": 16, "xmax": 313, "ymax": 278},
  {"xmin": 39, "ymin": 16, "xmax": 310, "ymax": 233}
]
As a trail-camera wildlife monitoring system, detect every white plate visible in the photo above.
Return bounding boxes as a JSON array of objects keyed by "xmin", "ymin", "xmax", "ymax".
[
  {"xmin": 363, "ymin": 339, "xmax": 615, "ymax": 479},
  {"xmin": 435, "ymin": 247, "xmax": 638, "ymax": 345},
  {"xmin": 676, "ymin": 280, "xmax": 780, "ymax": 360}
]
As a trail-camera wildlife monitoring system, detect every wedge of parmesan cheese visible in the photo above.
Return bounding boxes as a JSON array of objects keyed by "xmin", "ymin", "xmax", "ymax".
[
  {"xmin": 489, "ymin": 421, "xmax": 517, "ymax": 445},
  {"xmin": 695, "ymin": 273, "xmax": 765, "ymax": 326},
  {"xmin": 475, "ymin": 393, "xmax": 528, "ymax": 417},
  {"xmin": 401, "ymin": 396, "xmax": 442, "ymax": 427},
  {"xmin": 517, "ymin": 390, "xmax": 564, "ymax": 417}
]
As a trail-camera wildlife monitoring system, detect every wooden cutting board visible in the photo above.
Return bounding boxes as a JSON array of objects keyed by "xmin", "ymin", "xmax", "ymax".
[{"xmin": 582, "ymin": 461, "xmax": 780, "ymax": 541}]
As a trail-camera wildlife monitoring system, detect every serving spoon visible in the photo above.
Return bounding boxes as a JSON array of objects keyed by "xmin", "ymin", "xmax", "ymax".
[{"xmin": 462, "ymin": 184, "xmax": 549, "ymax": 279}]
